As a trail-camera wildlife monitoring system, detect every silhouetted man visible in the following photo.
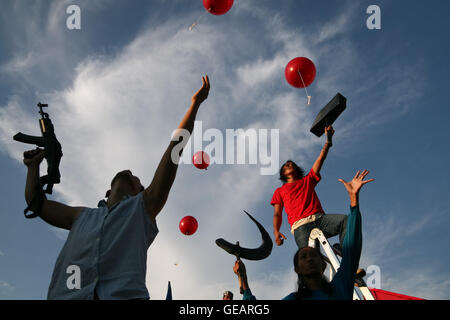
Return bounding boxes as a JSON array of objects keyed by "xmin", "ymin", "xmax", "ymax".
[{"xmin": 23, "ymin": 76, "xmax": 211, "ymax": 300}]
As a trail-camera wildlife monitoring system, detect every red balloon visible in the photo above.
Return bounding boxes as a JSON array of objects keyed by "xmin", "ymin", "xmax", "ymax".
[
  {"xmin": 285, "ymin": 57, "xmax": 316, "ymax": 88},
  {"xmin": 179, "ymin": 216, "xmax": 198, "ymax": 236},
  {"xmin": 192, "ymin": 151, "xmax": 210, "ymax": 170},
  {"xmin": 203, "ymin": 0, "xmax": 234, "ymax": 15}
]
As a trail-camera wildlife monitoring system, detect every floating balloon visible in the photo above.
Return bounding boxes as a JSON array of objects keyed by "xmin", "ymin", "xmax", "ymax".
[
  {"xmin": 189, "ymin": 0, "xmax": 234, "ymax": 31},
  {"xmin": 192, "ymin": 151, "xmax": 210, "ymax": 170},
  {"xmin": 203, "ymin": 0, "xmax": 234, "ymax": 15},
  {"xmin": 179, "ymin": 216, "xmax": 198, "ymax": 236},
  {"xmin": 285, "ymin": 57, "xmax": 316, "ymax": 105},
  {"xmin": 285, "ymin": 57, "xmax": 316, "ymax": 88}
]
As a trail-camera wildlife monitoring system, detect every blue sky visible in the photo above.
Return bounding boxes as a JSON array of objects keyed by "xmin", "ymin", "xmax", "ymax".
[{"xmin": 0, "ymin": 0, "xmax": 449, "ymax": 300}]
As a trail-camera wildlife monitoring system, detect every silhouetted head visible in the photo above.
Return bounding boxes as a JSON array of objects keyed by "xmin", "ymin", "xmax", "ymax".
[
  {"xmin": 105, "ymin": 169, "xmax": 144, "ymax": 198},
  {"xmin": 294, "ymin": 247, "xmax": 327, "ymax": 277},
  {"xmin": 223, "ymin": 291, "xmax": 233, "ymax": 300},
  {"xmin": 293, "ymin": 246, "xmax": 331, "ymax": 299},
  {"xmin": 279, "ymin": 160, "xmax": 305, "ymax": 183}
]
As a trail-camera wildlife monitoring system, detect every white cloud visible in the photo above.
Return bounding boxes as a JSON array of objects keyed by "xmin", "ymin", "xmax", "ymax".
[
  {"xmin": 314, "ymin": 3, "xmax": 358, "ymax": 44},
  {"xmin": 1, "ymin": 13, "xmax": 298, "ymax": 299},
  {"xmin": 0, "ymin": 280, "xmax": 15, "ymax": 298},
  {"xmin": 1, "ymin": 52, "xmax": 39, "ymax": 73},
  {"xmin": 381, "ymin": 269, "xmax": 450, "ymax": 300}
]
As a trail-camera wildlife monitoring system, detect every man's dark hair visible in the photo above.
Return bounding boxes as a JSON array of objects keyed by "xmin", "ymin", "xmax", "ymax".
[
  {"xmin": 110, "ymin": 172, "xmax": 122, "ymax": 188},
  {"xmin": 107, "ymin": 170, "xmax": 144, "ymax": 198},
  {"xmin": 110, "ymin": 170, "xmax": 132, "ymax": 188},
  {"xmin": 223, "ymin": 291, "xmax": 233, "ymax": 299},
  {"xmin": 279, "ymin": 160, "xmax": 305, "ymax": 183},
  {"xmin": 293, "ymin": 247, "xmax": 332, "ymax": 300}
]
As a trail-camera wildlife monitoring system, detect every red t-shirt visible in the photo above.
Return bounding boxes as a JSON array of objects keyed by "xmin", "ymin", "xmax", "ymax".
[{"xmin": 270, "ymin": 168, "xmax": 324, "ymax": 227}]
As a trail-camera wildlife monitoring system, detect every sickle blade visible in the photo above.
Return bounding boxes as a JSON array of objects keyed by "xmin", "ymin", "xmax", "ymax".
[{"xmin": 215, "ymin": 210, "xmax": 273, "ymax": 261}]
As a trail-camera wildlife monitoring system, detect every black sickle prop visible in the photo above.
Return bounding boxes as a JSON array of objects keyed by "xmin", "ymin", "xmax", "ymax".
[{"xmin": 215, "ymin": 210, "xmax": 273, "ymax": 261}]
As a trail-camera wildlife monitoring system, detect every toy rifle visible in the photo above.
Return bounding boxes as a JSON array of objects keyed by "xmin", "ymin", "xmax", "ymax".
[{"xmin": 13, "ymin": 102, "xmax": 63, "ymax": 218}]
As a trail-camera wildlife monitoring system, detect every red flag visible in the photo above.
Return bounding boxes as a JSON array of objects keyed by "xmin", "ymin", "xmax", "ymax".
[{"xmin": 369, "ymin": 288, "xmax": 424, "ymax": 300}]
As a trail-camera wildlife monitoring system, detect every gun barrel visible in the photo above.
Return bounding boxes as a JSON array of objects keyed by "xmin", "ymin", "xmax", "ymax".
[{"xmin": 13, "ymin": 132, "xmax": 45, "ymax": 147}]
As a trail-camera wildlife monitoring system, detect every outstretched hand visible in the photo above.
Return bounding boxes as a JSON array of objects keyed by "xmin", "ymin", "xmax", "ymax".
[
  {"xmin": 191, "ymin": 75, "xmax": 210, "ymax": 105},
  {"xmin": 338, "ymin": 170, "xmax": 374, "ymax": 206},
  {"xmin": 338, "ymin": 170, "xmax": 374, "ymax": 194}
]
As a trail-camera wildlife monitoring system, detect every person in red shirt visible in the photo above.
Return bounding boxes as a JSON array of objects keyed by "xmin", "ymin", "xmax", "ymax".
[{"xmin": 271, "ymin": 125, "xmax": 348, "ymax": 251}]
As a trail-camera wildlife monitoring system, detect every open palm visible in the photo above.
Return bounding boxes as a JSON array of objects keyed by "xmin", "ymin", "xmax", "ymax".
[{"xmin": 338, "ymin": 170, "xmax": 374, "ymax": 194}]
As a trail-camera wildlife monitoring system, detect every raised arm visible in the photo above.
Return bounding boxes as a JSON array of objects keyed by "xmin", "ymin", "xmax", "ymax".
[
  {"xmin": 143, "ymin": 76, "xmax": 210, "ymax": 220},
  {"xmin": 312, "ymin": 125, "xmax": 334, "ymax": 175},
  {"xmin": 233, "ymin": 259, "xmax": 256, "ymax": 300},
  {"xmin": 333, "ymin": 170, "xmax": 374, "ymax": 298},
  {"xmin": 23, "ymin": 148, "xmax": 84, "ymax": 230}
]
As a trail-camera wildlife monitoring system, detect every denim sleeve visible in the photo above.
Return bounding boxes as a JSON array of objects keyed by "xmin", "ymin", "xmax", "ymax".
[
  {"xmin": 242, "ymin": 288, "xmax": 257, "ymax": 300},
  {"xmin": 330, "ymin": 205, "xmax": 362, "ymax": 299}
]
